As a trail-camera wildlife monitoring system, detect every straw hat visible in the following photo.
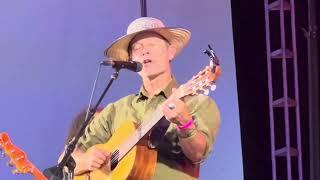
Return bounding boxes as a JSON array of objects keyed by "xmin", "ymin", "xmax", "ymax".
[{"xmin": 105, "ymin": 17, "xmax": 191, "ymax": 61}]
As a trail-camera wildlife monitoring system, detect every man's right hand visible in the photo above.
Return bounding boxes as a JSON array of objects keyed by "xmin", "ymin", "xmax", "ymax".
[{"xmin": 72, "ymin": 146, "xmax": 111, "ymax": 175}]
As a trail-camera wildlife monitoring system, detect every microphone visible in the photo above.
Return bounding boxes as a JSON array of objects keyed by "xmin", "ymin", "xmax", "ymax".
[{"xmin": 100, "ymin": 60, "xmax": 142, "ymax": 72}]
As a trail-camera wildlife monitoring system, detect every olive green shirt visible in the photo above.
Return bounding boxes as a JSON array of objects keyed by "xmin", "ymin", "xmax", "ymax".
[{"xmin": 77, "ymin": 78, "xmax": 220, "ymax": 179}]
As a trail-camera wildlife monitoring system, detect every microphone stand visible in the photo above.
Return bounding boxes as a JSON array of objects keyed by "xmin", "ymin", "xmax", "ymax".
[{"xmin": 43, "ymin": 68, "xmax": 120, "ymax": 180}]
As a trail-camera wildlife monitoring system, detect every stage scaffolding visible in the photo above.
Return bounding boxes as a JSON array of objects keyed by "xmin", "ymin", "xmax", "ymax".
[{"xmin": 264, "ymin": 0, "xmax": 303, "ymax": 179}]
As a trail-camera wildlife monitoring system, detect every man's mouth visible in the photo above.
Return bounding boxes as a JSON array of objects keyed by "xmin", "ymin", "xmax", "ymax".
[{"xmin": 143, "ymin": 59, "xmax": 152, "ymax": 64}]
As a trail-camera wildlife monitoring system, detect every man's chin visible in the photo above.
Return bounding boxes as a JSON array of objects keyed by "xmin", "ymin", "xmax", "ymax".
[{"xmin": 145, "ymin": 71, "xmax": 164, "ymax": 80}]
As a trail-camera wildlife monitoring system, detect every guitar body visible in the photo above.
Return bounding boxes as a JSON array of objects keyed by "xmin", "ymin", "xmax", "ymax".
[{"xmin": 74, "ymin": 120, "xmax": 157, "ymax": 180}]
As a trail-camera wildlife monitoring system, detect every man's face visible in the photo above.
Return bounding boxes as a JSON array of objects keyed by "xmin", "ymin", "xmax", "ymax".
[{"xmin": 129, "ymin": 32, "xmax": 176, "ymax": 79}]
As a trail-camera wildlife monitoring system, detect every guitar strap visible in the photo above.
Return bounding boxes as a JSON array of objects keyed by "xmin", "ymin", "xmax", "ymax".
[{"xmin": 147, "ymin": 116, "xmax": 170, "ymax": 149}]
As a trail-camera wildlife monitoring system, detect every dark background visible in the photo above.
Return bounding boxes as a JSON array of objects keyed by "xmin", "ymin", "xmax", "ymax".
[{"xmin": 231, "ymin": 0, "xmax": 320, "ymax": 179}]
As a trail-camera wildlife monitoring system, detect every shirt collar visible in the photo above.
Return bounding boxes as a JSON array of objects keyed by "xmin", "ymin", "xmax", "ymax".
[{"xmin": 136, "ymin": 76, "xmax": 179, "ymax": 101}]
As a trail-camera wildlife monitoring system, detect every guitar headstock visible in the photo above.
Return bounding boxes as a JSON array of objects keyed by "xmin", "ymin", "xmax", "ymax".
[
  {"xmin": 176, "ymin": 45, "xmax": 221, "ymax": 98},
  {"xmin": 0, "ymin": 132, "xmax": 47, "ymax": 179}
]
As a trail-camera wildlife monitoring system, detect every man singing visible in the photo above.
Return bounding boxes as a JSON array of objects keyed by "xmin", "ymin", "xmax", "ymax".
[{"xmin": 71, "ymin": 17, "xmax": 220, "ymax": 180}]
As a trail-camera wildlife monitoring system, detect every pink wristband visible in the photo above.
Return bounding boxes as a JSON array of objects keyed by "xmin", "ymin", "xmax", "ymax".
[{"xmin": 177, "ymin": 119, "xmax": 194, "ymax": 130}]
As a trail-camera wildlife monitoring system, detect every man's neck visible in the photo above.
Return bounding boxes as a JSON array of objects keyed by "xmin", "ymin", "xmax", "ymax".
[{"xmin": 142, "ymin": 72, "xmax": 172, "ymax": 97}]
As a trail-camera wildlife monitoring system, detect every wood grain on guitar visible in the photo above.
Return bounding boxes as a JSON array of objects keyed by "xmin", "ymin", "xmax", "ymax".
[{"xmin": 0, "ymin": 132, "xmax": 47, "ymax": 180}]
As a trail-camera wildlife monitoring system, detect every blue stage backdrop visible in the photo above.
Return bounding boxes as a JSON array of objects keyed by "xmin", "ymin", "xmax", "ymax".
[{"xmin": 0, "ymin": 1, "xmax": 243, "ymax": 179}]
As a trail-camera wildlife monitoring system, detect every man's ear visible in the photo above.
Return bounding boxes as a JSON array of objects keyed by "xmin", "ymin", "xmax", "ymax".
[{"xmin": 168, "ymin": 44, "xmax": 177, "ymax": 62}]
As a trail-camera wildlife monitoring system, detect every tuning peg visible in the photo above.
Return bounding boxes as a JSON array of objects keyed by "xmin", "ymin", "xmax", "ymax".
[
  {"xmin": 204, "ymin": 78, "xmax": 210, "ymax": 84},
  {"xmin": 1, "ymin": 151, "xmax": 5, "ymax": 158},
  {"xmin": 7, "ymin": 160, "xmax": 14, "ymax": 167},
  {"xmin": 211, "ymin": 84, "xmax": 217, "ymax": 91},
  {"xmin": 204, "ymin": 89, "xmax": 210, "ymax": 96},
  {"xmin": 12, "ymin": 169, "xmax": 21, "ymax": 175}
]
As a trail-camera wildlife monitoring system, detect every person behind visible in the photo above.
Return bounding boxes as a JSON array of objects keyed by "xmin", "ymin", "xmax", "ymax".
[
  {"xmin": 55, "ymin": 107, "xmax": 103, "ymax": 179},
  {"xmin": 71, "ymin": 17, "xmax": 221, "ymax": 179},
  {"xmin": 64, "ymin": 107, "xmax": 103, "ymax": 145}
]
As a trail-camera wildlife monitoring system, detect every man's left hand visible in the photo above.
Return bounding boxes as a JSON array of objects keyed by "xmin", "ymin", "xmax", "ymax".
[{"xmin": 161, "ymin": 88, "xmax": 192, "ymax": 126}]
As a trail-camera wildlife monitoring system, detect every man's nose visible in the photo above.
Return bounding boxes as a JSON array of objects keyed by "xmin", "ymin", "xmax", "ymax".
[{"xmin": 141, "ymin": 46, "xmax": 150, "ymax": 56}]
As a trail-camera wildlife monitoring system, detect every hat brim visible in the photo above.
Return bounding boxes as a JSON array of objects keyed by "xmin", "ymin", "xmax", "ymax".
[{"xmin": 105, "ymin": 27, "xmax": 191, "ymax": 61}]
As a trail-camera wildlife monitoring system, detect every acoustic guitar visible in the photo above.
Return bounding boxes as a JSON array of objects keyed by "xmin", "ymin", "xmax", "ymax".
[
  {"xmin": 75, "ymin": 46, "xmax": 221, "ymax": 180},
  {"xmin": 0, "ymin": 132, "xmax": 48, "ymax": 180}
]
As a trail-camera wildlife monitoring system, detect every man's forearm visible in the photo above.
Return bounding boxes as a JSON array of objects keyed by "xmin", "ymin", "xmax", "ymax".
[{"xmin": 178, "ymin": 127, "xmax": 207, "ymax": 163}]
